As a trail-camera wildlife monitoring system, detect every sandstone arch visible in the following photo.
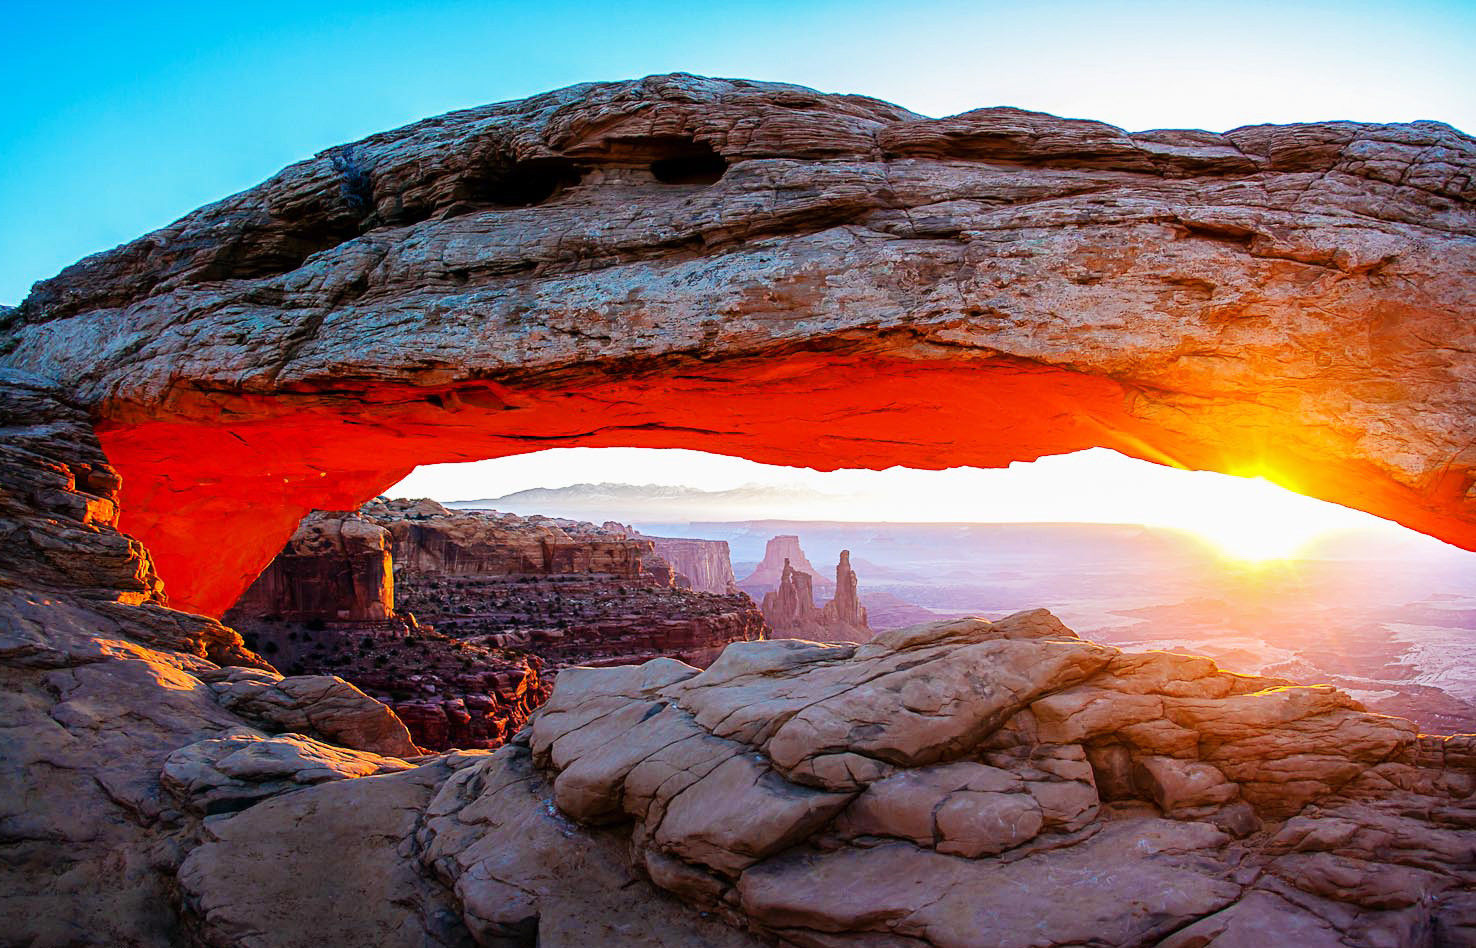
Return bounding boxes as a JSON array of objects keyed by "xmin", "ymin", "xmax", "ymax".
[{"xmin": 2, "ymin": 74, "xmax": 1472, "ymax": 617}]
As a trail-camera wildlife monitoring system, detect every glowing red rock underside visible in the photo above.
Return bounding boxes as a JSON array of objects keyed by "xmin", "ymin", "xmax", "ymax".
[{"xmin": 97, "ymin": 350, "xmax": 1473, "ymax": 618}]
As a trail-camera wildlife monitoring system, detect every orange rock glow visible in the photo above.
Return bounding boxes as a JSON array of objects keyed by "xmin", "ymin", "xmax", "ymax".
[{"xmin": 96, "ymin": 351, "xmax": 1476, "ymax": 618}]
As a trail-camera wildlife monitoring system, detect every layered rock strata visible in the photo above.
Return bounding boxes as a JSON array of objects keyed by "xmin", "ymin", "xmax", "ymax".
[
  {"xmin": 0, "ymin": 372, "xmax": 428, "ymax": 943},
  {"xmin": 229, "ymin": 510, "xmax": 395, "ymax": 621},
  {"xmin": 417, "ymin": 610, "xmax": 1476, "ymax": 946},
  {"xmin": 226, "ymin": 498, "xmax": 766, "ymax": 747},
  {"xmin": 641, "ymin": 534, "xmax": 741, "ymax": 594},
  {"xmin": 3, "ymin": 75, "xmax": 1473, "ymax": 617},
  {"xmin": 370, "ymin": 499, "xmax": 653, "ymax": 579},
  {"xmin": 357, "ymin": 497, "xmax": 768, "ymax": 669}
]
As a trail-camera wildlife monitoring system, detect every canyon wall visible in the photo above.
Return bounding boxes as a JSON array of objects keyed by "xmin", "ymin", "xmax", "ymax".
[
  {"xmin": 369, "ymin": 498, "xmax": 651, "ymax": 579},
  {"xmin": 643, "ymin": 535, "xmax": 740, "ymax": 594},
  {"xmin": 2, "ymin": 75, "xmax": 1471, "ymax": 616},
  {"xmin": 226, "ymin": 498, "xmax": 769, "ymax": 746},
  {"xmin": 357, "ymin": 498, "xmax": 768, "ymax": 668},
  {"xmin": 229, "ymin": 512, "xmax": 395, "ymax": 622}
]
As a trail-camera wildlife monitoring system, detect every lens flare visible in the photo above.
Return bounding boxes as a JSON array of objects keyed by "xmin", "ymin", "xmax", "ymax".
[{"xmin": 1178, "ymin": 475, "xmax": 1345, "ymax": 561}]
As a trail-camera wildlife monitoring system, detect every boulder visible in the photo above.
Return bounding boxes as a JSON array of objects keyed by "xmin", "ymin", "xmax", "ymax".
[
  {"xmin": 201, "ymin": 666, "xmax": 420, "ymax": 757},
  {"xmin": 161, "ymin": 731, "xmax": 412, "ymax": 815}
]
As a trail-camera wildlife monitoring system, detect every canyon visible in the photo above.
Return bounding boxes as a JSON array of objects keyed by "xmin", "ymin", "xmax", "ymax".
[
  {"xmin": 226, "ymin": 498, "xmax": 767, "ymax": 748},
  {"xmin": 1, "ymin": 74, "xmax": 1474, "ymax": 947}
]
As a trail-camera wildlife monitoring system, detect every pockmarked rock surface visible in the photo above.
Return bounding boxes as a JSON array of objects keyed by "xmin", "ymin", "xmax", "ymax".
[
  {"xmin": 3, "ymin": 370, "xmax": 1476, "ymax": 946},
  {"xmin": 2, "ymin": 74, "xmax": 1470, "ymax": 615}
]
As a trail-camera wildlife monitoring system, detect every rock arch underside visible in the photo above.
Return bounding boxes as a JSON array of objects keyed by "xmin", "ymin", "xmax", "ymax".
[
  {"xmin": 3, "ymin": 75, "xmax": 1476, "ymax": 947},
  {"xmin": 4, "ymin": 74, "xmax": 1475, "ymax": 616}
]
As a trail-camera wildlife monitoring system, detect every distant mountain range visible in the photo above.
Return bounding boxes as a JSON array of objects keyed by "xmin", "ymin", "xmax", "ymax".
[{"xmin": 449, "ymin": 482, "xmax": 839, "ymax": 522}]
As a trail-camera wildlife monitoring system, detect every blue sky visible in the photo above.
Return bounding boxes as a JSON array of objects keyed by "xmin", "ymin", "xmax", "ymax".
[{"xmin": 1, "ymin": 0, "xmax": 1472, "ymax": 305}]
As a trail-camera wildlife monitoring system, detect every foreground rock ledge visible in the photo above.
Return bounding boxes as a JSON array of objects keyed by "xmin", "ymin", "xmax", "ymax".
[
  {"xmin": 2, "ymin": 74, "xmax": 1472, "ymax": 615},
  {"xmin": 187, "ymin": 613, "xmax": 1476, "ymax": 947}
]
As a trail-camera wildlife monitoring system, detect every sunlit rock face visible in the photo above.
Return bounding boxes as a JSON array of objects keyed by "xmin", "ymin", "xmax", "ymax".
[
  {"xmin": 640, "ymin": 534, "xmax": 740, "ymax": 594},
  {"xmin": 2, "ymin": 74, "xmax": 1473, "ymax": 616},
  {"xmin": 378, "ymin": 612, "xmax": 1476, "ymax": 945}
]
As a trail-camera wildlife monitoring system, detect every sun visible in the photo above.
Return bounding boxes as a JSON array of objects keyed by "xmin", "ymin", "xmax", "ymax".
[{"xmin": 1179, "ymin": 475, "xmax": 1344, "ymax": 562}]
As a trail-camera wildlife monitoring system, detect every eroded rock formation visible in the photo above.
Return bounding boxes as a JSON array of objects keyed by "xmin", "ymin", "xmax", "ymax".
[
  {"xmin": 0, "ymin": 372, "xmax": 422, "ymax": 942},
  {"xmin": 758, "ymin": 545, "xmax": 872, "ymax": 642},
  {"xmin": 2, "ymin": 75, "xmax": 1470, "ymax": 616},
  {"xmin": 823, "ymin": 548, "xmax": 868, "ymax": 630},
  {"xmin": 4, "ymin": 369, "xmax": 1475, "ymax": 946},
  {"xmin": 371, "ymin": 499, "xmax": 652, "ymax": 578},
  {"xmin": 183, "ymin": 612, "xmax": 1476, "ymax": 947},
  {"xmin": 226, "ymin": 498, "xmax": 767, "ymax": 748},
  {"xmin": 740, "ymin": 535, "xmax": 833, "ymax": 595},
  {"xmin": 359, "ymin": 498, "xmax": 768, "ymax": 668},
  {"xmin": 229, "ymin": 510, "xmax": 395, "ymax": 622}
]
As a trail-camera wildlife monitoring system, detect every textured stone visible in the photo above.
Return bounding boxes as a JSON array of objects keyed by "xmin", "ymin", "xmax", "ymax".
[
  {"xmin": 200, "ymin": 666, "xmax": 420, "ymax": 757},
  {"xmin": 2, "ymin": 77, "xmax": 1470, "ymax": 616},
  {"xmin": 229, "ymin": 511, "xmax": 395, "ymax": 621},
  {"xmin": 226, "ymin": 497, "xmax": 764, "ymax": 749},
  {"xmin": 1132, "ymin": 755, "xmax": 1240, "ymax": 815},
  {"xmin": 641, "ymin": 533, "xmax": 740, "ymax": 594},
  {"xmin": 160, "ymin": 730, "xmax": 412, "ymax": 815},
  {"xmin": 176, "ymin": 760, "xmax": 474, "ymax": 948}
]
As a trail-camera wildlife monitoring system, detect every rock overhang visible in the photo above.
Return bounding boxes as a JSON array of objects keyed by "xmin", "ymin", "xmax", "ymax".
[{"xmin": 0, "ymin": 73, "xmax": 1471, "ymax": 616}]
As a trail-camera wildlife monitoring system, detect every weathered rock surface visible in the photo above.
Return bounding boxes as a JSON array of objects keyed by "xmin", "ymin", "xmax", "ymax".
[
  {"xmin": 176, "ymin": 758, "xmax": 476, "ymax": 948},
  {"xmin": 199, "ymin": 665, "xmax": 420, "ymax": 757},
  {"xmin": 417, "ymin": 610, "xmax": 1476, "ymax": 946},
  {"xmin": 370, "ymin": 498, "xmax": 654, "ymax": 579},
  {"xmin": 226, "ymin": 497, "xmax": 765, "ymax": 748},
  {"xmin": 161, "ymin": 730, "xmax": 412, "ymax": 815},
  {"xmin": 354, "ymin": 498, "xmax": 769, "ymax": 669},
  {"xmin": 229, "ymin": 510, "xmax": 395, "ymax": 621},
  {"xmin": 5, "ymin": 76, "xmax": 1470, "ymax": 616}
]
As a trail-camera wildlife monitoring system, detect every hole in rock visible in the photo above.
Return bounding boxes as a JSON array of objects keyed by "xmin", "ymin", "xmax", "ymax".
[
  {"xmin": 649, "ymin": 140, "xmax": 728, "ymax": 185},
  {"xmin": 474, "ymin": 157, "xmax": 583, "ymax": 208}
]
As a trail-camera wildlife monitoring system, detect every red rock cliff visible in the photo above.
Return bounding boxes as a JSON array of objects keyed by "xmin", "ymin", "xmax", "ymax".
[
  {"xmin": 230, "ymin": 511, "xmax": 394, "ymax": 622},
  {"xmin": 642, "ymin": 535, "xmax": 740, "ymax": 594}
]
